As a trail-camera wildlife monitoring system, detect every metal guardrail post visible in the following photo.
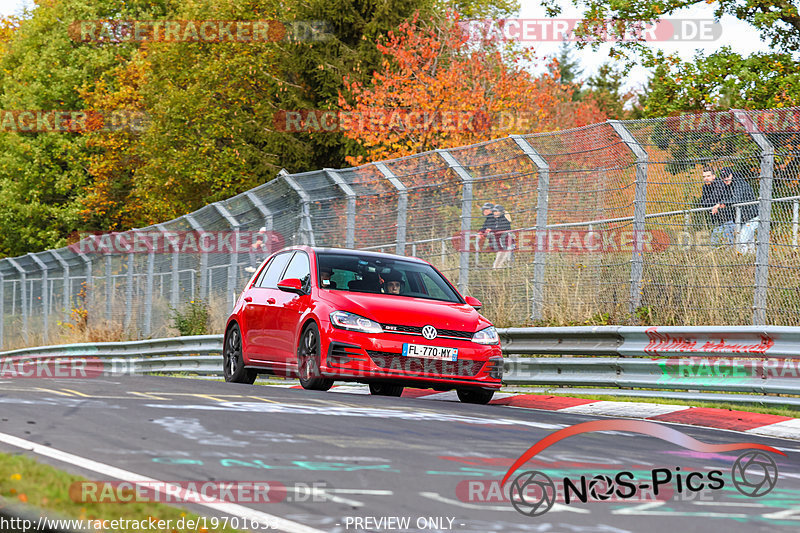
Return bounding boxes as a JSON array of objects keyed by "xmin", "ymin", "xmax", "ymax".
[
  {"xmin": 280, "ymin": 169, "xmax": 316, "ymax": 246},
  {"xmin": 213, "ymin": 202, "xmax": 241, "ymax": 310},
  {"xmin": 609, "ymin": 120, "xmax": 649, "ymax": 316},
  {"xmin": 7, "ymin": 258, "xmax": 27, "ymax": 343},
  {"xmin": 325, "ymin": 169, "xmax": 356, "ymax": 248},
  {"xmin": 374, "ymin": 162, "xmax": 408, "ymax": 256},
  {"xmin": 28, "ymin": 253, "xmax": 49, "ymax": 343},
  {"xmin": 50, "ymin": 250, "xmax": 70, "ymax": 324},
  {"xmin": 734, "ymin": 110, "xmax": 775, "ymax": 325},
  {"xmin": 511, "ymin": 135, "xmax": 550, "ymax": 321},
  {"xmin": 438, "ymin": 149, "xmax": 473, "ymax": 294},
  {"xmin": 185, "ymin": 214, "xmax": 208, "ymax": 300}
]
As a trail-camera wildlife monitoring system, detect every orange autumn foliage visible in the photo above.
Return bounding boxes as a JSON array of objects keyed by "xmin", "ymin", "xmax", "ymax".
[{"xmin": 339, "ymin": 12, "xmax": 606, "ymax": 165}]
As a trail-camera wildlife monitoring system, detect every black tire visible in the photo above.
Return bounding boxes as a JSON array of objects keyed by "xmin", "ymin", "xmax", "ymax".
[
  {"xmin": 457, "ymin": 388, "xmax": 494, "ymax": 404},
  {"xmin": 297, "ymin": 323, "xmax": 334, "ymax": 391},
  {"xmin": 223, "ymin": 323, "xmax": 257, "ymax": 384},
  {"xmin": 369, "ymin": 382, "xmax": 404, "ymax": 397}
]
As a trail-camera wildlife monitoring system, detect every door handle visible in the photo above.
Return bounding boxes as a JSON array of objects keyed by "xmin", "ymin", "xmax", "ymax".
[
  {"xmin": 267, "ymin": 298, "xmax": 276, "ymax": 305},
  {"xmin": 243, "ymin": 296, "xmax": 253, "ymax": 302}
]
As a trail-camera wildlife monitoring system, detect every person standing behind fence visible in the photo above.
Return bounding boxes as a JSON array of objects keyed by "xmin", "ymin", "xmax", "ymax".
[
  {"xmin": 478, "ymin": 202, "xmax": 496, "ymax": 234},
  {"xmin": 245, "ymin": 227, "xmax": 270, "ymax": 273},
  {"xmin": 718, "ymin": 168, "xmax": 759, "ymax": 254},
  {"xmin": 699, "ymin": 166, "xmax": 734, "ymax": 247},
  {"xmin": 491, "ymin": 204, "xmax": 513, "ymax": 268}
]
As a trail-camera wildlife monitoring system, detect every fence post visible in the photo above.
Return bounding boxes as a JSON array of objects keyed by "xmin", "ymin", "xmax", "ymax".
[
  {"xmin": 511, "ymin": 135, "xmax": 550, "ymax": 321},
  {"xmin": 124, "ymin": 249, "xmax": 134, "ymax": 331},
  {"xmin": 325, "ymin": 169, "xmax": 356, "ymax": 248},
  {"xmin": 156, "ymin": 224, "xmax": 179, "ymax": 312},
  {"xmin": 185, "ymin": 215, "xmax": 208, "ymax": 300},
  {"xmin": 280, "ymin": 169, "xmax": 316, "ymax": 246},
  {"xmin": 437, "ymin": 149, "xmax": 473, "ymax": 295},
  {"xmin": 374, "ymin": 162, "xmax": 408, "ymax": 256},
  {"xmin": 78, "ymin": 251, "xmax": 92, "ymax": 328},
  {"xmin": 213, "ymin": 202, "xmax": 241, "ymax": 311},
  {"xmin": 7, "ymin": 258, "xmax": 27, "ymax": 343},
  {"xmin": 105, "ymin": 253, "xmax": 113, "ymax": 322},
  {"xmin": 28, "ymin": 254, "xmax": 48, "ymax": 344},
  {"xmin": 142, "ymin": 240, "xmax": 156, "ymax": 338},
  {"xmin": 50, "ymin": 250, "xmax": 70, "ymax": 325},
  {"xmin": 734, "ymin": 110, "xmax": 775, "ymax": 325},
  {"xmin": 609, "ymin": 120, "xmax": 649, "ymax": 316},
  {"xmin": 793, "ymin": 200, "xmax": 798, "ymax": 247}
]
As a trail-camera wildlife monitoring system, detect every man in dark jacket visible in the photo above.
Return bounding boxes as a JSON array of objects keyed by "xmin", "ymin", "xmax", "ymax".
[
  {"xmin": 491, "ymin": 204, "xmax": 513, "ymax": 268},
  {"xmin": 479, "ymin": 202, "xmax": 497, "ymax": 234},
  {"xmin": 699, "ymin": 167, "xmax": 734, "ymax": 246},
  {"xmin": 719, "ymin": 169, "xmax": 759, "ymax": 254}
]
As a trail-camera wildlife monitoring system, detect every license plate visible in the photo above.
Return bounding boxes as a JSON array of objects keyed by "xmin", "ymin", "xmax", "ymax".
[{"xmin": 402, "ymin": 343, "xmax": 458, "ymax": 361}]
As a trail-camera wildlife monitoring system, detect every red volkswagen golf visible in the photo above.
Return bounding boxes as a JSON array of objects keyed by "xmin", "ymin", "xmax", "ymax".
[{"xmin": 223, "ymin": 246, "xmax": 503, "ymax": 403}]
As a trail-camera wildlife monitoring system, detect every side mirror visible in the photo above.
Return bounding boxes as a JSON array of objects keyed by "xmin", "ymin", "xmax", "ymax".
[
  {"xmin": 465, "ymin": 296, "xmax": 482, "ymax": 310},
  {"xmin": 277, "ymin": 278, "xmax": 305, "ymax": 294}
]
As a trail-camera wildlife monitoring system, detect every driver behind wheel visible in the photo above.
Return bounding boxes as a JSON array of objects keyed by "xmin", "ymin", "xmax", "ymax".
[{"xmin": 382, "ymin": 269, "xmax": 404, "ymax": 295}]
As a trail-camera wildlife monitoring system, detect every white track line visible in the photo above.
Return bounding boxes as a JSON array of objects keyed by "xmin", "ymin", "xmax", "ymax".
[
  {"xmin": 556, "ymin": 401, "xmax": 691, "ymax": 418},
  {"xmin": 0, "ymin": 431, "xmax": 325, "ymax": 533}
]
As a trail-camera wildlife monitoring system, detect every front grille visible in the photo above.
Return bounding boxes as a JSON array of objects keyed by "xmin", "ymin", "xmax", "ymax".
[
  {"xmin": 380, "ymin": 324, "xmax": 473, "ymax": 339},
  {"xmin": 367, "ymin": 351, "xmax": 483, "ymax": 377}
]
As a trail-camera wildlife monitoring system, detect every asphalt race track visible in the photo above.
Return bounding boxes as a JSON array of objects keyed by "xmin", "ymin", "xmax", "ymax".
[{"xmin": 1, "ymin": 375, "xmax": 799, "ymax": 532}]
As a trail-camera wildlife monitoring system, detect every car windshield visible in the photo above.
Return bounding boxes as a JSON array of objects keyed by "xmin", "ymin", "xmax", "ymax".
[{"xmin": 316, "ymin": 252, "xmax": 462, "ymax": 303}]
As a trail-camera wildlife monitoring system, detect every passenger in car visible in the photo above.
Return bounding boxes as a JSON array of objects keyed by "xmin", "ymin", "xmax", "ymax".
[{"xmin": 320, "ymin": 266, "xmax": 337, "ymax": 289}]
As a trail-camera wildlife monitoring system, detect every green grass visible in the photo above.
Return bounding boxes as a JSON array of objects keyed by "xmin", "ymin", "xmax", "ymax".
[{"xmin": 0, "ymin": 451, "xmax": 243, "ymax": 533}]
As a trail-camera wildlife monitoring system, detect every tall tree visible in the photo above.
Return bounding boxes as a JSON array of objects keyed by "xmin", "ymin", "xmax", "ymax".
[
  {"xmin": 543, "ymin": 0, "xmax": 800, "ymax": 113},
  {"xmin": 339, "ymin": 12, "xmax": 606, "ymax": 163}
]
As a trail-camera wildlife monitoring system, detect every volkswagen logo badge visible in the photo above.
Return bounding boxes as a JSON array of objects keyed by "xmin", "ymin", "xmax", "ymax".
[{"xmin": 421, "ymin": 325, "xmax": 437, "ymax": 340}]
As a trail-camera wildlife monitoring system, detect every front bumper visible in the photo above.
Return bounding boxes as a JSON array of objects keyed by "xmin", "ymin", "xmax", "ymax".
[{"xmin": 320, "ymin": 325, "xmax": 503, "ymax": 389}]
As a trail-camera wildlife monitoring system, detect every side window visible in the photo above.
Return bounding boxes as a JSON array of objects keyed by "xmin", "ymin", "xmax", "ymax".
[
  {"xmin": 282, "ymin": 252, "xmax": 311, "ymax": 289},
  {"xmin": 252, "ymin": 257, "xmax": 273, "ymax": 287},
  {"xmin": 258, "ymin": 252, "xmax": 293, "ymax": 288}
]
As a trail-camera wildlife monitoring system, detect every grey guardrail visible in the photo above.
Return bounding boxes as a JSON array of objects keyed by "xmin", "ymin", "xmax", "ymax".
[{"xmin": 2, "ymin": 326, "xmax": 799, "ymax": 398}]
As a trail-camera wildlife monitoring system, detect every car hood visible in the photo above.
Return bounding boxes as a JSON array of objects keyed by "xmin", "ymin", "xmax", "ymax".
[{"xmin": 318, "ymin": 290, "xmax": 491, "ymax": 332}]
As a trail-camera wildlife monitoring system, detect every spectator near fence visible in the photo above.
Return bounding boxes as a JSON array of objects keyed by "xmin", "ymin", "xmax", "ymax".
[
  {"xmin": 719, "ymin": 169, "xmax": 759, "ymax": 255},
  {"xmin": 245, "ymin": 227, "xmax": 271, "ymax": 273},
  {"xmin": 699, "ymin": 166, "xmax": 735, "ymax": 247},
  {"xmin": 491, "ymin": 204, "xmax": 514, "ymax": 268}
]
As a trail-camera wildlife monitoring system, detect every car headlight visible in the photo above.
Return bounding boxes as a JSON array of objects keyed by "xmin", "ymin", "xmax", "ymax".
[
  {"xmin": 472, "ymin": 326, "xmax": 499, "ymax": 345},
  {"xmin": 330, "ymin": 311, "xmax": 384, "ymax": 334}
]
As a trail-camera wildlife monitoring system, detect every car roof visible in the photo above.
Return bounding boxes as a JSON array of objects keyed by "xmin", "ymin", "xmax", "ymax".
[{"xmin": 287, "ymin": 246, "xmax": 428, "ymax": 264}]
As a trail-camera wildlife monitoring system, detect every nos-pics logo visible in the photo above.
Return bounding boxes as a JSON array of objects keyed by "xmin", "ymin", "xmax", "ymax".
[{"xmin": 501, "ymin": 419, "xmax": 782, "ymax": 517}]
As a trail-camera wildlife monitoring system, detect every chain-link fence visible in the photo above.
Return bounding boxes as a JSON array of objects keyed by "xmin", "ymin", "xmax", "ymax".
[{"xmin": 1, "ymin": 108, "xmax": 799, "ymax": 349}]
